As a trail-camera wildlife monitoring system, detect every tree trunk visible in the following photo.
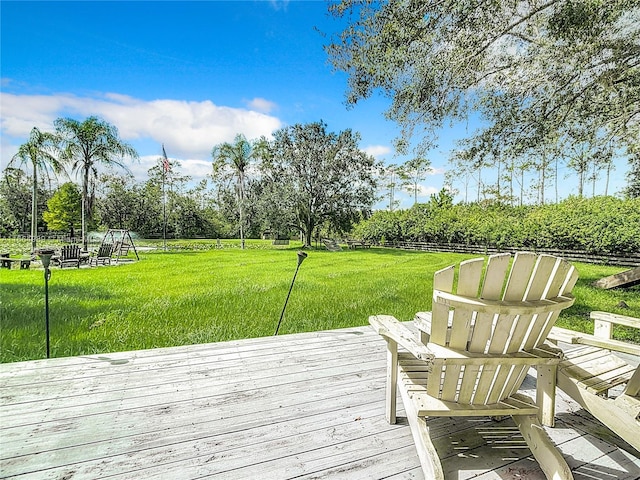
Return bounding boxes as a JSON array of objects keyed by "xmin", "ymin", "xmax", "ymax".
[
  {"xmin": 555, "ymin": 158, "xmax": 559, "ymax": 204},
  {"xmin": 578, "ymin": 166, "xmax": 584, "ymax": 197},
  {"xmin": 82, "ymin": 167, "xmax": 90, "ymax": 251},
  {"xmin": 509, "ymin": 159, "xmax": 514, "ymax": 206},
  {"xmin": 464, "ymin": 176, "xmax": 468, "ymax": 203},
  {"xmin": 496, "ymin": 157, "xmax": 501, "ymax": 201},
  {"xmin": 239, "ymin": 174, "xmax": 245, "ymax": 250},
  {"xmin": 303, "ymin": 216, "xmax": 314, "ymax": 248},
  {"xmin": 31, "ymin": 164, "xmax": 37, "ymax": 252},
  {"xmin": 239, "ymin": 197, "xmax": 245, "ymax": 250},
  {"xmin": 540, "ymin": 164, "xmax": 546, "ymax": 205},
  {"xmin": 539, "ymin": 149, "xmax": 547, "ymax": 205}
]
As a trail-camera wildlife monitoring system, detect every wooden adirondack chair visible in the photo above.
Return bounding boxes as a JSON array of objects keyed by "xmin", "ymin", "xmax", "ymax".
[
  {"xmin": 89, "ymin": 243, "xmax": 113, "ymax": 266},
  {"xmin": 550, "ymin": 311, "xmax": 640, "ymax": 452},
  {"xmin": 59, "ymin": 245, "xmax": 81, "ymax": 268},
  {"xmin": 369, "ymin": 252, "xmax": 578, "ymax": 479}
]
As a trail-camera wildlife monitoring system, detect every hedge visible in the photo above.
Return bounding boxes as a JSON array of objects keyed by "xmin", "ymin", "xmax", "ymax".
[{"xmin": 354, "ymin": 196, "xmax": 640, "ymax": 255}]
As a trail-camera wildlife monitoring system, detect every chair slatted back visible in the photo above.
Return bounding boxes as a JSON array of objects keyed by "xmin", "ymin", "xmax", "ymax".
[
  {"xmin": 98, "ymin": 243, "xmax": 113, "ymax": 257},
  {"xmin": 117, "ymin": 243, "xmax": 130, "ymax": 255},
  {"xmin": 426, "ymin": 252, "xmax": 578, "ymax": 405},
  {"xmin": 61, "ymin": 245, "xmax": 80, "ymax": 260}
]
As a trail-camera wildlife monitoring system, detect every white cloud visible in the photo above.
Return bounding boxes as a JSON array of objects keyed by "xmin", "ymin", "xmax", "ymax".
[
  {"xmin": 0, "ymin": 93, "xmax": 67, "ymax": 136},
  {"xmin": 363, "ymin": 145, "xmax": 392, "ymax": 158},
  {"xmin": 129, "ymin": 155, "xmax": 213, "ymax": 184},
  {"xmin": 401, "ymin": 184, "xmax": 440, "ymax": 196},
  {"xmin": 245, "ymin": 97, "xmax": 277, "ymax": 114},
  {"xmin": 419, "ymin": 185, "xmax": 440, "ymax": 196},
  {"xmin": 0, "ymin": 140, "xmax": 18, "ymax": 170},
  {"xmin": 269, "ymin": 0, "xmax": 290, "ymax": 11},
  {"xmin": 0, "ymin": 91, "xmax": 283, "ymax": 161}
]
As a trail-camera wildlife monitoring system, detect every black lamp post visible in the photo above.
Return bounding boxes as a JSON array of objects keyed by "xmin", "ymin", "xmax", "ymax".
[
  {"xmin": 37, "ymin": 248, "xmax": 55, "ymax": 358},
  {"xmin": 274, "ymin": 251, "xmax": 308, "ymax": 336}
]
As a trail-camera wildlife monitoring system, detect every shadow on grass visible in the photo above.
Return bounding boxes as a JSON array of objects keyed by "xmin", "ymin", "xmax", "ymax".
[{"xmin": 0, "ymin": 283, "xmax": 115, "ymax": 329}]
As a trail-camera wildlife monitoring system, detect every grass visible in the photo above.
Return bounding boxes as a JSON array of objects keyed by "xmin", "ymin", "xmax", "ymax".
[{"xmin": 1, "ymin": 239, "xmax": 638, "ymax": 362}]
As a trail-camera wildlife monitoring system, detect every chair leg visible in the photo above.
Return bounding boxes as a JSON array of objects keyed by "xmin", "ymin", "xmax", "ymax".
[
  {"xmin": 397, "ymin": 384, "xmax": 444, "ymax": 479},
  {"xmin": 624, "ymin": 366, "xmax": 640, "ymax": 397},
  {"xmin": 385, "ymin": 340, "xmax": 398, "ymax": 424},
  {"xmin": 513, "ymin": 414, "xmax": 573, "ymax": 480},
  {"xmin": 536, "ymin": 365, "xmax": 557, "ymax": 427}
]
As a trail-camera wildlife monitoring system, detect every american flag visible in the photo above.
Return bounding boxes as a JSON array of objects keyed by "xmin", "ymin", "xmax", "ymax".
[{"xmin": 162, "ymin": 144, "xmax": 171, "ymax": 173}]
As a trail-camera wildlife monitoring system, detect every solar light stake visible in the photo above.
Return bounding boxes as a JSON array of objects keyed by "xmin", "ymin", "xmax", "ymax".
[
  {"xmin": 274, "ymin": 251, "xmax": 308, "ymax": 336},
  {"xmin": 37, "ymin": 249, "xmax": 55, "ymax": 358}
]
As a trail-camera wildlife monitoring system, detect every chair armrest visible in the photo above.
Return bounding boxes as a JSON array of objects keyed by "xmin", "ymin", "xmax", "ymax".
[
  {"xmin": 532, "ymin": 342, "xmax": 564, "ymax": 359},
  {"xmin": 425, "ymin": 342, "xmax": 561, "ymax": 366},
  {"xmin": 549, "ymin": 326, "xmax": 640, "ymax": 356},
  {"xmin": 591, "ymin": 311, "xmax": 640, "ymax": 329},
  {"xmin": 547, "ymin": 326, "xmax": 579, "ymax": 344},
  {"xmin": 369, "ymin": 315, "xmax": 434, "ymax": 362},
  {"xmin": 433, "ymin": 290, "xmax": 575, "ymax": 315},
  {"xmin": 414, "ymin": 311, "xmax": 432, "ymax": 335}
]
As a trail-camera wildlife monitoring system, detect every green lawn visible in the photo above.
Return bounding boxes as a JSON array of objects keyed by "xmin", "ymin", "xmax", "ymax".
[{"xmin": 1, "ymin": 242, "xmax": 638, "ymax": 362}]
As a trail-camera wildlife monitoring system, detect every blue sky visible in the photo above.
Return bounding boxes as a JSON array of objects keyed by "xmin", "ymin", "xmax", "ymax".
[{"xmin": 0, "ymin": 1, "xmax": 629, "ymax": 206}]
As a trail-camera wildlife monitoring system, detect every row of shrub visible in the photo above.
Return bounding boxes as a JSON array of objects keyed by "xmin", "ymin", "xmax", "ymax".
[{"xmin": 353, "ymin": 195, "xmax": 640, "ymax": 254}]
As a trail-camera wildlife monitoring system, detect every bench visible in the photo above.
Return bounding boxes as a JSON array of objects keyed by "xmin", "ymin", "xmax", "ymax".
[
  {"xmin": 322, "ymin": 238, "xmax": 342, "ymax": 252},
  {"xmin": 1, "ymin": 258, "xmax": 31, "ymax": 269},
  {"xmin": 114, "ymin": 241, "xmax": 131, "ymax": 256},
  {"xmin": 0, "ymin": 254, "xmax": 31, "ymax": 270},
  {"xmin": 549, "ymin": 311, "xmax": 640, "ymax": 451},
  {"xmin": 346, "ymin": 239, "xmax": 371, "ymax": 249}
]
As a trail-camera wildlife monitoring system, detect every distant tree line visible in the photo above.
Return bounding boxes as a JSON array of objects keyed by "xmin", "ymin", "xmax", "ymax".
[
  {"xmin": 354, "ymin": 191, "xmax": 640, "ymax": 255},
  {"xmin": 1, "ymin": 118, "xmax": 378, "ymax": 248},
  {"xmin": 2, "ymin": 103, "xmax": 639, "ymax": 253}
]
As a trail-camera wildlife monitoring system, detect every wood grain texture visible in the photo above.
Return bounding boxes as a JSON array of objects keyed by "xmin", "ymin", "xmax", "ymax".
[{"xmin": 2, "ymin": 325, "xmax": 638, "ymax": 479}]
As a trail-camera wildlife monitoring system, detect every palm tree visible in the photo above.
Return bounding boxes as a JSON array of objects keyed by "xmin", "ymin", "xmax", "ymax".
[
  {"xmin": 212, "ymin": 134, "xmax": 259, "ymax": 250},
  {"xmin": 55, "ymin": 116, "xmax": 138, "ymax": 250},
  {"xmin": 8, "ymin": 127, "xmax": 62, "ymax": 252}
]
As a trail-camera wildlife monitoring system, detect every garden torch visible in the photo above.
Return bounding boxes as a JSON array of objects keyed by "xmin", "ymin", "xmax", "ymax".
[
  {"xmin": 37, "ymin": 248, "xmax": 55, "ymax": 358},
  {"xmin": 274, "ymin": 251, "xmax": 308, "ymax": 336}
]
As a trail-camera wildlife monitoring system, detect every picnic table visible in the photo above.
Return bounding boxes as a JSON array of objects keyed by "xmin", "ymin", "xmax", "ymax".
[
  {"xmin": 346, "ymin": 239, "xmax": 371, "ymax": 249},
  {"xmin": 0, "ymin": 253, "xmax": 31, "ymax": 270}
]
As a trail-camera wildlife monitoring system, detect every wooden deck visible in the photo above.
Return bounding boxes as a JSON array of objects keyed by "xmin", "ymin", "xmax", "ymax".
[{"xmin": 1, "ymin": 325, "xmax": 639, "ymax": 479}]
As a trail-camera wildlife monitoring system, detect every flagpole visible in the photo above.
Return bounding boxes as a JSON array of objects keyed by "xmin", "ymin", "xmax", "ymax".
[
  {"xmin": 163, "ymin": 167, "xmax": 167, "ymax": 251},
  {"xmin": 162, "ymin": 144, "xmax": 168, "ymax": 251}
]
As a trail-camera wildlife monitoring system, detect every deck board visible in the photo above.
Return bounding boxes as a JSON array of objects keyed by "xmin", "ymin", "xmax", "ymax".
[{"xmin": 1, "ymin": 325, "xmax": 639, "ymax": 479}]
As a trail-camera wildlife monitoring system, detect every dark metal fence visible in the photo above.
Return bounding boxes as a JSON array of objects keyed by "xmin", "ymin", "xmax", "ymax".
[
  {"xmin": 3, "ymin": 233, "xmax": 81, "ymax": 243},
  {"xmin": 382, "ymin": 241, "xmax": 640, "ymax": 267},
  {"xmin": 3, "ymin": 234, "xmax": 638, "ymax": 266}
]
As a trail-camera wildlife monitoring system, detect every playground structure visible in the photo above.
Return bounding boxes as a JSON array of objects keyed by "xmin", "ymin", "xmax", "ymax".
[{"xmin": 97, "ymin": 229, "xmax": 140, "ymax": 264}]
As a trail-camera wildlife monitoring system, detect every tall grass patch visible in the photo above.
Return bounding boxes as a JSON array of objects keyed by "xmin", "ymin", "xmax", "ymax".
[{"xmin": 1, "ymin": 247, "xmax": 637, "ymax": 362}]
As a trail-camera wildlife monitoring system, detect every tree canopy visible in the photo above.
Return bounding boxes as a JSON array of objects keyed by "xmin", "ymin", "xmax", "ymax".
[
  {"xmin": 260, "ymin": 121, "xmax": 377, "ymax": 246},
  {"xmin": 55, "ymin": 116, "xmax": 138, "ymax": 248},
  {"xmin": 212, "ymin": 134, "xmax": 264, "ymax": 249},
  {"xmin": 326, "ymin": 0, "xmax": 640, "ymax": 196},
  {"xmin": 43, "ymin": 182, "xmax": 81, "ymax": 235},
  {"xmin": 8, "ymin": 127, "xmax": 61, "ymax": 251}
]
